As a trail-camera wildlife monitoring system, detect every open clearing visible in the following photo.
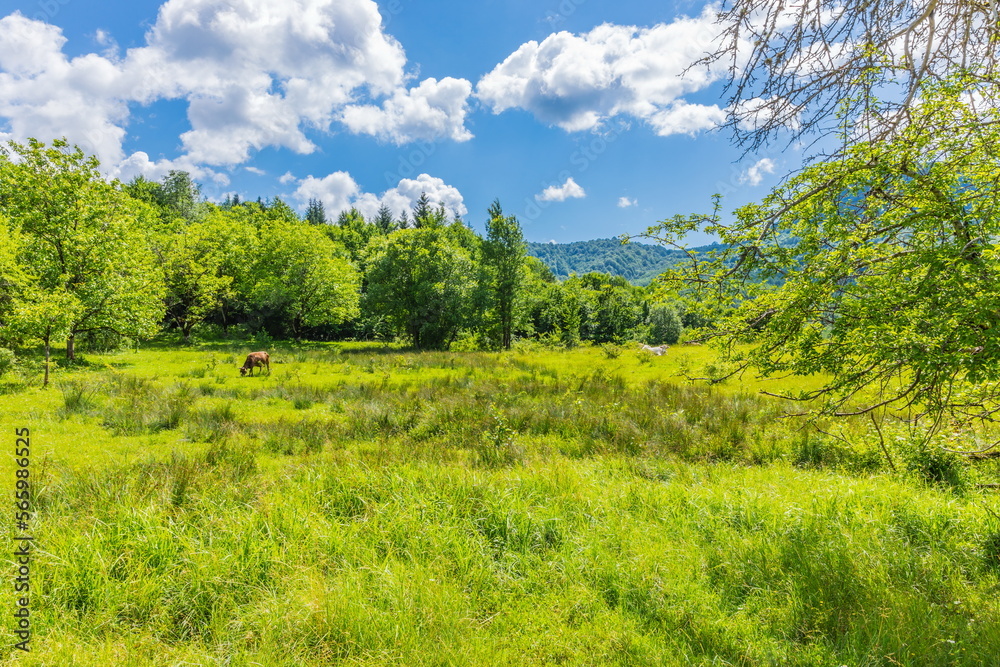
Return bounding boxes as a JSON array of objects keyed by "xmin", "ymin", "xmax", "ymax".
[{"xmin": 1, "ymin": 342, "xmax": 998, "ymax": 665}]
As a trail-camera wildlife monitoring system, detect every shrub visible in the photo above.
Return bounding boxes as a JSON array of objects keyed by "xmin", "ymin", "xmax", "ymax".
[
  {"xmin": 647, "ymin": 303, "xmax": 683, "ymax": 345},
  {"xmin": 474, "ymin": 406, "xmax": 524, "ymax": 468},
  {"xmin": 901, "ymin": 436, "xmax": 967, "ymax": 491},
  {"xmin": 0, "ymin": 347, "xmax": 15, "ymax": 376},
  {"xmin": 601, "ymin": 343, "xmax": 624, "ymax": 359}
]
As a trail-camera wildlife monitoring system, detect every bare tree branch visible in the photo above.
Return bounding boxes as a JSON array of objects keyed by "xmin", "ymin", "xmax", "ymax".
[{"xmin": 704, "ymin": 0, "xmax": 1000, "ymax": 153}]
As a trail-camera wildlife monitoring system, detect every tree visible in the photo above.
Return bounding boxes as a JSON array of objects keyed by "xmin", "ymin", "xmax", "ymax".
[
  {"xmin": 647, "ymin": 303, "xmax": 683, "ymax": 346},
  {"xmin": 305, "ymin": 198, "xmax": 327, "ymax": 225},
  {"xmin": 372, "ymin": 203, "xmax": 397, "ymax": 234},
  {"xmin": 0, "ymin": 216, "xmax": 75, "ymax": 385},
  {"xmin": 574, "ymin": 273, "xmax": 646, "ymax": 344},
  {"xmin": 0, "ymin": 215, "xmax": 28, "ymax": 328},
  {"xmin": 125, "ymin": 171, "xmax": 204, "ymax": 223},
  {"xmin": 643, "ymin": 78, "xmax": 1000, "ymax": 435},
  {"xmin": 412, "ymin": 192, "xmax": 433, "ymax": 228},
  {"xmin": 160, "ymin": 170, "xmax": 204, "ymax": 222},
  {"xmin": 706, "ymin": 0, "xmax": 1000, "ymax": 153},
  {"xmin": 364, "ymin": 228, "xmax": 475, "ymax": 349},
  {"xmin": 330, "ymin": 207, "xmax": 376, "ymax": 264},
  {"xmin": 250, "ymin": 220, "xmax": 360, "ymax": 339},
  {"xmin": 518, "ymin": 256, "xmax": 557, "ymax": 339},
  {"xmin": 0, "ymin": 139, "xmax": 165, "ymax": 361},
  {"xmin": 7, "ymin": 288, "xmax": 79, "ymax": 387},
  {"xmin": 482, "ymin": 200, "xmax": 527, "ymax": 349},
  {"xmin": 547, "ymin": 280, "xmax": 585, "ymax": 348},
  {"xmin": 157, "ymin": 210, "xmax": 246, "ymax": 342}
]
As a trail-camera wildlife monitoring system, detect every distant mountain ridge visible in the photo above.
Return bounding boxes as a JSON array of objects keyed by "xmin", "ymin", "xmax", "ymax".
[{"xmin": 526, "ymin": 238, "xmax": 722, "ymax": 286}]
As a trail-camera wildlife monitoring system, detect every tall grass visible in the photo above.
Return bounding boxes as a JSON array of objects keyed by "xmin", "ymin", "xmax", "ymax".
[{"xmin": 2, "ymin": 343, "xmax": 999, "ymax": 665}]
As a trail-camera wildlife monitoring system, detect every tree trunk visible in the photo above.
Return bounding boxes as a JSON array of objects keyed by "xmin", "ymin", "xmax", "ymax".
[{"xmin": 66, "ymin": 332, "xmax": 76, "ymax": 361}]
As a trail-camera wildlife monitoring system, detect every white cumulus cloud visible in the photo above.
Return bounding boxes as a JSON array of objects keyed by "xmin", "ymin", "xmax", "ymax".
[
  {"xmin": 340, "ymin": 76, "xmax": 474, "ymax": 144},
  {"xmin": 123, "ymin": 0, "xmax": 409, "ymax": 166},
  {"xmin": 0, "ymin": 13, "xmax": 131, "ymax": 166},
  {"xmin": 617, "ymin": 196, "xmax": 637, "ymax": 208},
  {"xmin": 292, "ymin": 171, "xmax": 467, "ymax": 221},
  {"xmin": 536, "ymin": 177, "xmax": 586, "ymax": 202},
  {"xmin": 293, "ymin": 171, "xmax": 362, "ymax": 215},
  {"xmin": 113, "ymin": 150, "xmax": 228, "ymax": 185},
  {"xmin": 0, "ymin": 0, "xmax": 475, "ymax": 178},
  {"xmin": 477, "ymin": 9, "xmax": 729, "ymax": 136},
  {"xmin": 738, "ymin": 157, "xmax": 777, "ymax": 186},
  {"xmin": 648, "ymin": 101, "xmax": 727, "ymax": 137}
]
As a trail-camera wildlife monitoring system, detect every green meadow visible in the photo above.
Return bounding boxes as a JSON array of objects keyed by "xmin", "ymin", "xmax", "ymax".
[{"xmin": 2, "ymin": 342, "xmax": 999, "ymax": 665}]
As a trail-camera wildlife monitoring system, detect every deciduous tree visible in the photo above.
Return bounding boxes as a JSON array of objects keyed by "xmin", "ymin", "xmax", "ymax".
[
  {"xmin": 250, "ymin": 220, "xmax": 360, "ymax": 339},
  {"xmin": 644, "ymin": 78, "xmax": 1000, "ymax": 436},
  {"xmin": 482, "ymin": 200, "xmax": 526, "ymax": 349},
  {"xmin": 0, "ymin": 139, "xmax": 165, "ymax": 361},
  {"xmin": 364, "ymin": 227, "xmax": 475, "ymax": 349},
  {"xmin": 706, "ymin": 0, "xmax": 1000, "ymax": 152}
]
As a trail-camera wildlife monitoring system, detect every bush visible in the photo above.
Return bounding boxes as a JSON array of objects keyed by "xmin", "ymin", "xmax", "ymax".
[
  {"xmin": 647, "ymin": 303, "xmax": 683, "ymax": 345},
  {"xmin": 901, "ymin": 437, "xmax": 967, "ymax": 491},
  {"xmin": 0, "ymin": 347, "xmax": 15, "ymax": 377},
  {"xmin": 474, "ymin": 406, "xmax": 525, "ymax": 468}
]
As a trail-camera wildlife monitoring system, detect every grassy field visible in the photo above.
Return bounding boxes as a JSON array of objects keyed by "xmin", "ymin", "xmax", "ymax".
[{"xmin": 1, "ymin": 341, "xmax": 999, "ymax": 665}]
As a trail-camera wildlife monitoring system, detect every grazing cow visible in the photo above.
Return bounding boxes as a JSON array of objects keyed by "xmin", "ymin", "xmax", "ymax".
[
  {"xmin": 240, "ymin": 351, "xmax": 270, "ymax": 376},
  {"xmin": 640, "ymin": 344, "xmax": 668, "ymax": 356}
]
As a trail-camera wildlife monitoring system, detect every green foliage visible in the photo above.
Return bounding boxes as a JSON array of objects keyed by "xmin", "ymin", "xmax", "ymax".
[
  {"xmin": 528, "ymin": 238, "xmax": 721, "ymax": 285},
  {"xmin": 411, "ymin": 191, "xmax": 448, "ymax": 228},
  {"xmin": 482, "ymin": 200, "xmax": 527, "ymax": 349},
  {"xmin": 304, "ymin": 197, "xmax": 327, "ymax": 225},
  {"xmin": 157, "ymin": 210, "xmax": 240, "ymax": 341},
  {"xmin": 124, "ymin": 171, "xmax": 206, "ymax": 225},
  {"xmin": 0, "ymin": 138, "xmax": 165, "ymax": 360},
  {"xmin": 647, "ymin": 302, "xmax": 683, "ymax": 345},
  {"xmin": 523, "ymin": 272, "xmax": 648, "ymax": 346},
  {"xmin": 900, "ymin": 437, "xmax": 968, "ymax": 491},
  {"xmin": 328, "ymin": 207, "xmax": 376, "ymax": 264},
  {"xmin": 473, "ymin": 405, "xmax": 525, "ymax": 468},
  {"xmin": 250, "ymin": 220, "xmax": 360, "ymax": 338},
  {"xmin": 0, "ymin": 214, "xmax": 30, "ymax": 332},
  {"xmin": 644, "ymin": 76, "xmax": 1000, "ymax": 432},
  {"xmin": 364, "ymin": 226, "xmax": 476, "ymax": 349},
  {"xmin": 0, "ymin": 347, "xmax": 14, "ymax": 376},
  {"xmin": 372, "ymin": 203, "xmax": 397, "ymax": 234},
  {"xmin": 577, "ymin": 272, "xmax": 648, "ymax": 343}
]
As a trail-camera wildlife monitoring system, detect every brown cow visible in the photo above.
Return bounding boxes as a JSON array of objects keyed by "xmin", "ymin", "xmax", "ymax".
[{"xmin": 239, "ymin": 351, "xmax": 270, "ymax": 376}]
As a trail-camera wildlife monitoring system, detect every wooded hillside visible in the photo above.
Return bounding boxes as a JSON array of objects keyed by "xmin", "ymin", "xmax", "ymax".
[{"xmin": 527, "ymin": 238, "xmax": 722, "ymax": 285}]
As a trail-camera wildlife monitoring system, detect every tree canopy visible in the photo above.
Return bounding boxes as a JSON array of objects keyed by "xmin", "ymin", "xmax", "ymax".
[
  {"xmin": 482, "ymin": 200, "xmax": 526, "ymax": 349},
  {"xmin": 364, "ymin": 225, "xmax": 477, "ymax": 350},
  {"xmin": 644, "ymin": 77, "xmax": 1000, "ymax": 436},
  {"xmin": 0, "ymin": 139, "xmax": 165, "ymax": 361},
  {"xmin": 0, "ymin": 137, "xmax": 681, "ymax": 380}
]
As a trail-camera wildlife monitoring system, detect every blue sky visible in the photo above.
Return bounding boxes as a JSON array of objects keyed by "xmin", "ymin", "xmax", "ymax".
[{"xmin": 0, "ymin": 0, "xmax": 795, "ymax": 243}]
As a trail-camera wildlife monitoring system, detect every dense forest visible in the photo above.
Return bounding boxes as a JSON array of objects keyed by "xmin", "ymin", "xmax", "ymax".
[
  {"xmin": 0, "ymin": 139, "xmax": 690, "ymax": 381},
  {"xmin": 527, "ymin": 238, "xmax": 723, "ymax": 285}
]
